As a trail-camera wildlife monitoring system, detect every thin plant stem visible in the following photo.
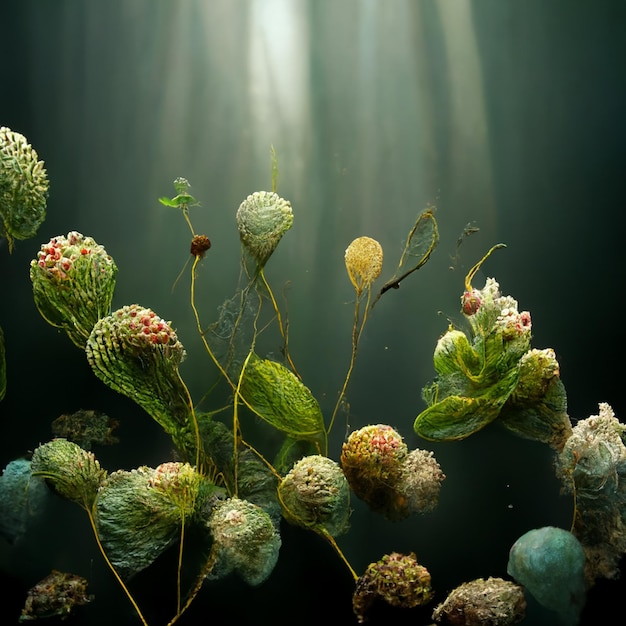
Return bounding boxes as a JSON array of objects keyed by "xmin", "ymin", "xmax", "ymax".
[
  {"xmin": 258, "ymin": 267, "xmax": 299, "ymax": 378},
  {"xmin": 176, "ymin": 369, "xmax": 202, "ymax": 469},
  {"xmin": 189, "ymin": 256, "xmax": 235, "ymax": 388},
  {"xmin": 176, "ymin": 507, "xmax": 186, "ymax": 615},
  {"xmin": 166, "ymin": 547, "xmax": 219, "ymax": 626},
  {"xmin": 327, "ymin": 287, "xmax": 372, "ymax": 447},
  {"xmin": 276, "ymin": 488, "xmax": 358, "ymax": 582},
  {"xmin": 319, "ymin": 528, "xmax": 359, "ymax": 582},
  {"xmin": 85, "ymin": 507, "xmax": 149, "ymax": 626}
]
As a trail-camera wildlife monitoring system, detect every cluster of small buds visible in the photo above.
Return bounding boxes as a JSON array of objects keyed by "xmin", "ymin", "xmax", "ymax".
[
  {"xmin": 399, "ymin": 449, "xmax": 446, "ymax": 514},
  {"xmin": 432, "ymin": 577, "xmax": 526, "ymax": 625},
  {"xmin": 341, "ymin": 424, "xmax": 408, "ymax": 482},
  {"xmin": 113, "ymin": 304, "xmax": 180, "ymax": 348},
  {"xmin": 34, "ymin": 231, "xmax": 112, "ymax": 280},
  {"xmin": 147, "ymin": 462, "xmax": 199, "ymax": 514},
  {"xmin": 495, "ymin": 307, "xmax": 532, "ymax": 340},
  {"xmin": 353, "ymin": 552, "xmax": 433, "ymax": 623},
  {"xmin": 148, "ymin": 462, "xmax": 196, "ymax": 492}
]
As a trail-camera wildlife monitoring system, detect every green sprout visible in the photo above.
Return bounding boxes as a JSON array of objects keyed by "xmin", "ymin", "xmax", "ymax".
[{"xmin": 158, "ymin": 176, "xmax": 200, "ymax": 235}]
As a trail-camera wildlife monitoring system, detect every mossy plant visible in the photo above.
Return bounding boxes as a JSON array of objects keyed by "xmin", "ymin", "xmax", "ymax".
[{"xmin": 0, "ymin": 166, "xmax": 623, "ymax": 626}]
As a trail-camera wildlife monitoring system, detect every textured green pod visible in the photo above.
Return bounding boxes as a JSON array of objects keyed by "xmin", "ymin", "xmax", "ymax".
[
  {"xmin": 85, "ymin": 305, "xmax": 192, "ymax": 439},
  {"xmin": 432, "ymin": 328, "xmax": 482, "ymax": 380},
  {"xmin": 0, "ymin": 126, "xmax": 48, "ymax": 250},
  {"xmin": 207, "ymin": 496, "xmax": 281, "ymax": 585},
  {"xmin": 30, "ymin": 439, "xmax": 107, "ymax": 510},
  {"xmin": 341, "ymin": 425, "xmax": 445, "ymax": 520},
  {"xmin": 432, "ymin": 577, "xmax": 526, "ymax": 626},
  {"xmin": 499, "ymin": 348, "xmax": 571, "ymax": 450},
  {"xmin": 30, "ymin": 232, "xmax": 118, "ymax": 348},
  {"xmin": 341, "ymin": 424, "xmax": 407, "ymax": 518},
  {"xmin": 278, "ymin": 455, "xmax": 350, "ymax": 537},
  {"xmin": 353, "ymin": 552, "xmax": 433, "ymax": 624},
  {"xmin": 236, "ymin": 190, "xmax": 293, "ymax": 267},
  {"xmin": 239, "ymin": 353, "xmax": 325, "ymax": 441},
  {"xmin": 95, "ymin": 464, "xmax": 207, "ymax": 578},
  {"xmin": 555, "ymin": 403, "xmax": 626, "ymax": 583}
]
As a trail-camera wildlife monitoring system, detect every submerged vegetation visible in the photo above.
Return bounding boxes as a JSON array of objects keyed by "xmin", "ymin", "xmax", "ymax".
[{"xmin": 1, "ymin": 136, "xmax": 625, "ymax": 625}]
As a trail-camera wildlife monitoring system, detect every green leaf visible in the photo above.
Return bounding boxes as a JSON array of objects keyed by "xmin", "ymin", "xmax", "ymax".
[
  {"xmin": 433, "ymin": 328, "xmax": 482, "ymax": 380},
  {"xmin": 240, "ymin": 354, "xmax": 325, "ymax": 441},
  {"xmin": 374, "ymin": 208, "xmax": 439, "ymax": 304},
  {"xmin": 158, "ymin": 196, "xmax": 180, "ymax": 208},
  {"xmin": 414, "ymin": 366, "xmax": 520, "ymax": 440},
  {"xmin": 500, "ymin": 377, "xmax": 572, "ymax": 450}
]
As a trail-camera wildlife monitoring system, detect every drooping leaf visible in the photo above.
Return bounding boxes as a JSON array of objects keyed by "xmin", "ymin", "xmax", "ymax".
[
  {"xmin": 373, "ymin": 208, "xmax": 439, "ymax": 305},
  {"xmin": 414, "ymin": 366, "xmax": 520, "ymax": 441}
]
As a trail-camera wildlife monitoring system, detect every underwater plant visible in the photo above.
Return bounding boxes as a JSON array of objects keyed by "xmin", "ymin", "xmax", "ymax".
[
  {"xmin": 431, "ymin": 576, "xmax": 526, "ymax": 626},
  {"xmin": 414, "ymin": 252, "xmax": 572, "ymax": 451},
  {"xmin": 30, "ymin": 231, "xmax": 118, "ymax": 349},
  {"xmin": 507, "ymin": 526, "xmax": 587, "ymax": 626},
  {"xmin": 352, "ymin": 552, "xmax": 433, "ymax": 624},
  {"xmin": 0, "ymin": 161, "xmax": 624, "ymax": 626},
  {"xmin": 0, "ymin": 126, "xmax": 48, "ymax": 252},
  {"xmin": 340, "ymin": 424, "xmax": 445, "ymax": 521}
]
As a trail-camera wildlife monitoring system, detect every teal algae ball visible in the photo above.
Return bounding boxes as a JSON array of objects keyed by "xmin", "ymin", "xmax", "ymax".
[{"xmin": 507, "ymin": 526, "xmax": 586, "ymax": 625}]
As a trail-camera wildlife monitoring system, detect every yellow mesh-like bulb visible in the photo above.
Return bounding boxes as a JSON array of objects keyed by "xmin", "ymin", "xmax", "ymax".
[{"xmin": 344, "ymin": 236, "xmax": 383, "ymax": 296}]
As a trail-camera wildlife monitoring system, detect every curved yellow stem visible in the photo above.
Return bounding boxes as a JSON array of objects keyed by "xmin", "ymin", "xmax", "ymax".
[
  {"xmin": 85, "ymin": 506, "xmax": 149, "ymax": 626},
  {"xmin": 464, "ymin": 243, "xmax": 507, "ymax": 292},
  {"xmin": 319, "ymin": 528, "xmax": 359, "ymax": 582},
  {"xmin": 328, "ymin": 288, "xmax": 372, "ymax": 447},
  {"xmin": 258, "ymin": 267, "xmax": 300, "ymax": 379}
]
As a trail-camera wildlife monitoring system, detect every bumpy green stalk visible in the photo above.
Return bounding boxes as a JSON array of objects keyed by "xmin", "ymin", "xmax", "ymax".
[
  {"xmin": 0, "ymin": 126, "xmax": 48, "ymax": 250},
  {"xmin": 30, "ymin": 232, "xmax": 117, "ymax": 348},
  {"xmin": 85, "ymin": 305, "xmax": 201, "ymax": 463}
]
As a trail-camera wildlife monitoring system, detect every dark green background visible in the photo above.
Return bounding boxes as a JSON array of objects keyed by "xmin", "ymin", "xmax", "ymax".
[{"xmin": 1, "ymin": 1, "xmax": 625, "ymax": 625}]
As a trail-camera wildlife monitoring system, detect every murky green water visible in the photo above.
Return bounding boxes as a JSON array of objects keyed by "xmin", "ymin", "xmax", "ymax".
[{"xmin": 1, "ymin": 2, "xmax": 625, "ymax": 624}]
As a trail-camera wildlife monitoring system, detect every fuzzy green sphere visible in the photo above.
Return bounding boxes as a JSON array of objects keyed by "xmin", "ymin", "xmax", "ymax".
[{"xmin": 279, "ymin": 454, "xmax": 350, "ymax": 537}]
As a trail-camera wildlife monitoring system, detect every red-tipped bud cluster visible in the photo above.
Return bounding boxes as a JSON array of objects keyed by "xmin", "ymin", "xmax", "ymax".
[
  {"xmin": 35, "ymin": 231, "xmax": 110, "ymax": 279},
  {"xmin": 118, "ymin": 305, "xmax": 178, "ymax": 347}
]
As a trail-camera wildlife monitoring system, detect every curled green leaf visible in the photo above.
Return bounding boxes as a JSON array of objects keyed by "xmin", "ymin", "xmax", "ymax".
[
  {"xmin": 414, "ymin": 366, "xmax": 520, "ymax": 441},
  {"xmin": 373, "ymin": 208, "xmax": 439, "ymax": 306}
]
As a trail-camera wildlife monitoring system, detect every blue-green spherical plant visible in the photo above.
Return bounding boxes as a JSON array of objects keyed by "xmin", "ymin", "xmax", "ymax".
[{"xmin": 507, "ymin": 526, "xmax": 586, "ymax": 625}]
